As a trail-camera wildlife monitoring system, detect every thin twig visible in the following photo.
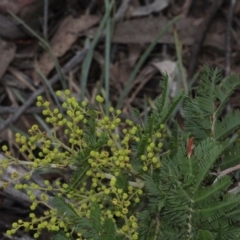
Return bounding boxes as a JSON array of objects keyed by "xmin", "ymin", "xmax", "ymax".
[
  {"xmin": 0, "ymin": 49, "xmax": 88, "ymax": 133},
  {"xmin": 211, "ymin": 163, "xmax": 240, "ymax": 178},
  {"xmin": 181, "ymin": 0, "xmax": 193, "ymax": 17},
  {"xmin": 0, "ymin": 107, "xmax": 43, "ymax": 114},
  {"xmin": 225, "ymin": 0, "xmax": 236, "ymax": 76},
  {"xmin": 114, "ymin": 0, "xmax": 131, "ymax": 21},
  {"xmin": 188, "ymin": 0, "xmax": 224, "ymax": 79}
]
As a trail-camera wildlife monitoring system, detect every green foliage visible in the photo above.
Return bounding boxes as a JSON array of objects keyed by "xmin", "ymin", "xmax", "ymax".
[
  {"xmin": 214, "ymin": 110, "xmax": 240, "ymax": 140},
  {"xmin": 183, "ymin": 66, "xmax": 240, "ymax": 142},
  {"xmin": 1, "ymin": 67, "xmax": 240, "ymax": 239}
]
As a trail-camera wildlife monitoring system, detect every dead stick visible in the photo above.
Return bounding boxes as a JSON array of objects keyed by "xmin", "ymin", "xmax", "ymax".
[
  {"xmin": 0, "ymin": 49, "xmax": 88, "ymax": 132},
  {"xmin": 211, "ymin": 163, "xmax": 240, "ymax": 178},
  {"xmin": 188, "ymin": 0, "xmax": 224, "ymax": 79},
  {"xmin": 0, "ymin": 107, "xmax": 43, "ymax": 114}
]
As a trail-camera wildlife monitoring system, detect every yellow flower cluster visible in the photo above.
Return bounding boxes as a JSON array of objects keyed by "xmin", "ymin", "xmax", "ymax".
[{"xmin": 0, "ymin": 90, "xmax": 166, "ymax": 239}]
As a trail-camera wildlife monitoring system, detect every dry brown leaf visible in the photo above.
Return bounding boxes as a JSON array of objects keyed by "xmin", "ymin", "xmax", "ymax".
[
  {"xmin": 19, "ymin": 0, "xmax": 49, "ymax": 19},
  {"xmin": 234, "ymin": 0, "xmax": 240, "ymax": 14},
  {"xmin": 181, "ymin": 0, "xmax": 192, "ymax": 16},
  {"xmin": 134, "ymin": 64, "xmax": 158, "ymax": 87},
  {"xmin": 33, "ymin": 14, "xmax": 100, "ymax": 85},
  {"xmin": 8, "ymin": 67, "xmax": 36, "ymax": 91},
  {"xmin": 0, "ymin": 0, "xmax": 35, "ymax": 14},
  {"xmin": 112, "ymin": 16, "xmax": 226, "ymax": 50},
  {"xmin": 0, "ymin": 14, "xmax": 28, "ymax": 40},
  {"xmin": 152, "ymin": 60, "xmax": 177, "ymax": 77},
  {"xmin": 1, "ymin": 74, "xmax": 20, "ymax": 88},
  {"xmin": 152, "ymin": 60, "xmax": 186, "ymax": 97},
  {"xmin": 111, "ymin": 53, "xmax": 132, "ymax": 91},
  {"xmin": 128, "ymin": 44, "xmax": 144, "ymax": 67},
  {"xmin": 131, "ymin": 0, "xmax": 170, "ymax": 17},
  {"xmin": 112, "ymin": 17, "xmax": 194, "ymax": 44},
  {"xmin": 0, "ymin": 39, "xmax": 16, "ymax": 79}
]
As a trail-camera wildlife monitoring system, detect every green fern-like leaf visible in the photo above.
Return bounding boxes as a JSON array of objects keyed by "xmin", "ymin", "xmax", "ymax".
[
  {"xmin": 131, "ymin": 108, "xmax": 143, "ymax": 126},
  {"xmin": 218, "ymin": 143, "xmax": 240, "ymax": 170},
  {"xmin": 183, "ymin": 96, "xmax": 211, "ymax": 140},
  {"xmin": 198, "ymin": 229, "xmax": 214, "ymax": 240},
  {"xmin": 196, "ymin": 66, "xmax": 222, "ymax": 114},
  {"xmin": 100, "ymin": 218, "xmax": 118, "ymax": 240},
  {"xmin": 52, "ymin": 230, "xmax": 74, "ymax": 240},
  {"xmin": 52, "ymin": 196, "xmax": 80, "ymax": 222},
  {"xmin": 138, "ymin": 210, "xmax": 152, "ymax": 240},
  {"xmin": 214, "ymin": 74, "xmax": 240, "ymax": 118},
  {"xmin": 197, "ymin": 194, "xmax": 240, "ymax": 221},
  {"xmin": 214, "ymin": 110, "xmax": 240, "ymax": 140},
  {"xmin": 140, "ymin": 66, "xmax": 240, "ymax": 239},
  {"xmin": 162, "ymin": 94, "xmax": 183, "ymax": 124},
  {"xmin": 115, "ymin": 173, "xmax": 129, "ymax": 191},
  {"xmin": 169, "ymin": 122, "xmax": 179, "ymax": 157},
  {"xmin": 89, "ymin": 202, "xmax": 101, "ymax": 234},
  {"xmin": 135, "ymin": 134, "xmax": 148, "ymax": 159},
  {"xmin": 194, "ymin": 176, "xmax": 232, "ymax": 206},
  {"xmin": 144, "ymin": 175, "xmax": 160, "ymax": 196},
  {"xmin": 193, "ymin": 139, "xmax": 223, "ymax": 191},
  {"xmin": 225, "ymin": 208, "xmax": 240, "ymax": 224},
  {"xmin": 157, "ymin": 74, "xmax": 169, "ymax": 112},
  {"xmin": 74, "ymin": 217, "xmax": 100, "ymax": 240},
  {"xmin": 145, "ymin": 114, "xmax": 155, "ymax": 137}
]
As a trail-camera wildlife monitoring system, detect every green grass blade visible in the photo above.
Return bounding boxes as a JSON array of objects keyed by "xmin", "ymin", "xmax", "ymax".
[
  {"xmin": 104, "ymin": 0, "xmax": 113, "ymax": 115},
  {"xmin": 116, "ymin": 15, "xmax": 181, "ymax": 109},
  {"xmin": 174, "ymin": 28, "xmax": 188, "ymax": 94},
  {"xmin": 80, "ymin": 1, "xmax": 114, "ymax": 101}
]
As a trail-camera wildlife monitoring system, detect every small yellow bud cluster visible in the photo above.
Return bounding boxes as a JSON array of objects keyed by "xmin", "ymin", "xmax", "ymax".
[
  {"xmin": 1, "ymin": 144, "xmax": 11, "ymax": 158},
  {"xmin": 96, "ymin": 106, "xmax": 121, "ymax": 133},
  {"xmin": 6, "ymin": 209, "xmax": 64, "ymax": 239},
  {"xmin": 141, "ymin": 141, "xmax": 160, "ymax": 171},
  {"xmin": 0, "ymin": 147, "xmax": 10, "ymax": 176},
  {"xmin": 140, "ymin": 126, "xmax": 166, "ymax": 171},
  {"xmin": 96, "ymin": 95, "xmax": 104, "ymax": 103},
  {"xmin": 98, "ymin": 178, "xmax": 145, "ymax": 239}
]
